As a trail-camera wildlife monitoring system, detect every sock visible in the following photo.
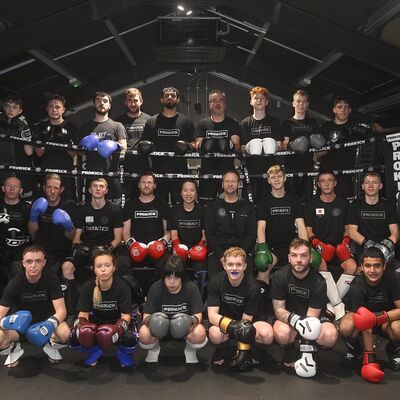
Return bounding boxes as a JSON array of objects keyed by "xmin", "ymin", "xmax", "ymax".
[
  {"xmin": 336, "ymin": 273, "xmax": 355, "ymax": 299},
  {"xmin": 319, "ymin": 271, "xmax": 342, "ymax": 306},
  {"xmin": 139, "ymin": 342, "xmax": 160, "ymax": 363},
  {"xmin": 184, "ymin": 338, "xmax": 208, "ymax": 364}
]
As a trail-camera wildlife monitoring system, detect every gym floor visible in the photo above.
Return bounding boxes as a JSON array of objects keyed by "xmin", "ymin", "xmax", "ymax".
[{"xmin": 0, "ymin": 338, "xmax": 397, "ymax": 400}]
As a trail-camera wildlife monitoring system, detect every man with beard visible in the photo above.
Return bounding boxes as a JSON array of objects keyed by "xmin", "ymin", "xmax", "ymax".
[
  {"xmin": 116, "ymin": 88, "xmax": 151, "ymax": 200},
  {"xmin": 78, "ymin": 91, "xmax": 127, "ymax": 205},
  {"xmin": 34, "ymin": 94, "xmax": 79, "ymax": 200},
  {"xmin": 195, "ymin": 90, "xmax": 241, "ymax": 203},
  {"xmin": 141, "ymin": 87, "xmax": 194, "ymax": 204}
]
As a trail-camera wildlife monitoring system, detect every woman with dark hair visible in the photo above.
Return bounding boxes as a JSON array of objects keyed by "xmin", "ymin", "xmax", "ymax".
[
  {"xmin": 139, "ymin": 255, "xmax": 207, "ymax": 364},
  {"xmin": 72, "ymin": 250, "xmax": 138, "ymax": 367},
  {"xmin": 167, "ymin": 179, "xmax": 208, "ymax": 298}
]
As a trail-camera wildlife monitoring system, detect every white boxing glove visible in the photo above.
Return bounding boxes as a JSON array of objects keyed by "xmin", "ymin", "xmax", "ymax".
[
  {"xmin": 288, "ymin": 314, "xmax": 322, "ymax": 341},
  {"xmin": 245, "ymin": 138, "xmax": 263, "ymax": 155},
  {"xmin": 294, "ymin": 352, "xmax": 316, "ymax": 378},
  {"xmin": 262, "ymin": 137, "xmax": 278, "ymax": 155}
]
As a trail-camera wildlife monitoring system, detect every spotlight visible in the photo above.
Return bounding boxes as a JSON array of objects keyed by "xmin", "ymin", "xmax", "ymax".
[
  {"xmin": 177, "ymin": 5, "xmax": 184, "ymax": 11},
  {"xmin": 186, "ymin": 10, "xmax": 193, "ymax": 15}
]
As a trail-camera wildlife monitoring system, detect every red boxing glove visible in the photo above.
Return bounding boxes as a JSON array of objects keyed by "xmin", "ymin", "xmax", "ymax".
[
  {"xmin": 127, "ymin": 238, "xmax": 148, "ymax": 263},
  {"xmin": 361, "ymin": 352, "xmax": 384, "ymax": 383},
  {"xmin": 188, "ymin": 241, "xmax": 208, "ymax": 262},
  {"xmin": 147, "ymin": 239, "xmax": 167, "ymax": 260},
  {"xmin": 75, "ymin": 318, "xmax": 97, "ymax": 348},
  {"xmin": 172, "ymin": 239, "xmax": 189, "ymax": 261},
  {"xmin": 336, "ymin": 236, "xmax": 352, "ymax": 262},
  {"xmin": 353, "ymin": 307, "xmax": 389, "ymax": 331},
  {"xmin": 311, "ymin": 237, "xmax": 335, "ymax": 262}
]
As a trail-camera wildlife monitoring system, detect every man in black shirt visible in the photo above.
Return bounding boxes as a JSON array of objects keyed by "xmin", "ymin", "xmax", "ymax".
[
  {"xmin": 271, "ymin": 238, "xmax": 337, "ymax": 377},
  {"xmin": 0, "ymin": 176, "xmax": 31, "ymax": 282},
  {"xmin": 207, "ymin": 247, "xmax": 273, "ymax": 370},
  {"xmin": 141, "ymin": 87, "xmax": 195, "ymax": 204},
  {"xmin": 205, "ymin": 170, "xmax": 256, "ymax": 278},
  {"xmin": 79, "ymin": 91, "xmax": 127, "ymax": 205},
  {"xmin": 116, "ymin": 88, "xmax": 151, "ymax": 200},
  {"xmin": 339, "ymin": 247, "xmax": 400, "ymax": 381},
  {"xmin": 34, "ymin": 94, "xmax": 79, "ymax": 201},
  {"xmin": 195, "ymin": 89, "xmax": 241, "ymax": 203},
  {"xmin": 0, "ymin": 246, "xmax": 70, "ymax": 367}
]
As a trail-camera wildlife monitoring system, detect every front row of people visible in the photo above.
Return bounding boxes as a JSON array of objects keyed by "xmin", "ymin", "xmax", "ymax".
[{"xmin": 0, "ymin": 241, "xmax": 399, "ymax": 383}]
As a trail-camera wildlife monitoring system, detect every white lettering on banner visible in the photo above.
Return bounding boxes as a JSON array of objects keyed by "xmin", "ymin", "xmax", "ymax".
[
  {"xmin": 388, "ymin": 134, "xmax": 400, "ymax": 199},
  {"xmin": 394, "ymin": 152, "xmax": 400, "ymax": 161}
]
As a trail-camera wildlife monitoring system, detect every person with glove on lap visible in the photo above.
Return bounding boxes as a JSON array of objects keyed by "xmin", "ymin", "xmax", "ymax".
[
  {"xmin": 139, "ymin": 255, "xmax": 207, "ymax": 364},
  {"xmin": 72, "ymin": 249, "xmax": 136, "ymax": 367},
  {"xmin": 271, "ymin": 238, "xmax": 338, "ymax": 378},
  {"xmin": 207, "ymin": 247, "xmax": 273, "ymax": 371},
  {"xmin": 339, "ymin": 247, "xmax": 400, "ymax": 383},
  {"xmin": 0, "ymin": 245, "xmax": 69, "ymax": 367}
]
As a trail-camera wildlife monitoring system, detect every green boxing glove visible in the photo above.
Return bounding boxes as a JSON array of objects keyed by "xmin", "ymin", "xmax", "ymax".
[
  {"xmin": 310, "ymin": 248, "xmax": 322, "ymax": 268},
  {"xmin": 254, "ymin": 243, "xmax": 273, "ymax": 272}
]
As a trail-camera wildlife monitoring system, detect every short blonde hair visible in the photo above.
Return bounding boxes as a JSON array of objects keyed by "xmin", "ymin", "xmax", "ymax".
[
  {"xmin": 125, "ymin": 88, "xmax": 143, "ymax": 101},
  {"xmin": 267, "ymin": 164, "xmax": 285, "ymax": 178},
  {"xmin": 223, "ymin": 247, "xmax": 246, "ymax": 262}
]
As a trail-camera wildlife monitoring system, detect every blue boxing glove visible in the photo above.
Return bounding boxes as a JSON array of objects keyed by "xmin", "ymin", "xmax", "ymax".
[
  {"xmin": 97, "ymin": 140, "xmax": 121, "ymax": 158},
  {"xmin": 79, "ymin": 134, "xmax": 100, "ymax": 151},
  {"xmin": 26, "ymin": 316, "xmax": 59, "ymax": 347},
  {"xmin": 29, "ymin": 197, "xmax": 48, "ymax": 223},
  {"xmin": 0, "ymin": 310, "xmax": 32, "ymax": 334},
  {"xmin": 52, "ymin": 208, "xmax": 73, "ymax": 232}
]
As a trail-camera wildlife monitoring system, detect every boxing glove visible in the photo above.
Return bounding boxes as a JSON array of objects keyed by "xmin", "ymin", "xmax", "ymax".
[
  {"xmin": 52, "ymin": 208, "xmax": 74, "ymax": 233},
  {"xmin": 169, "ymin": 313, "xmax": 196, "ymax": 339},
  {"xmin": 374, "ymin": 239, "xmax": 395, "ymax": 263},
  {"xmin": 294, "ymin": 352, "xmax": 317, "ymax": 378},
  {"xmin": 147, "ymin": 312, "xmax": 170, "ymax": 339},
  {"xmin": 361, "ymin": 352, "xmax": 384, "ymax": 383},
  {"xmin": 74, "ymin": 318, "xmax": 98, "ymax": 348},
  {"xmin": 29, "ymin": 197, "xmax": 48, "ymax": 223},
  {"xmin": 217, "ymin": 138, "xmax": 234, "ymax": 154},
  {"xmin": 137, "ymin": 140, "xmax": 154, "ymax": 155},
  {"xmin": 262, "ymin": 137, "xmax": 278, "ymax": 155},
  {"xmin": 0, "ymin": 310, "xmax": 32, "ymax": 334},
  {"xmin": 199, "ymin": 137, "xmax": 217, "ymax": 154},
  {"xmin": 244, "ymin": 138, "xmax": 263, "ymax": 155},
  {"xmin": 96, "ymin": 318, "xmax": 128, "ymax": 349},
  {"xmin": 353, "ymin": 307, "xmax": 389, "ymax": 331},
  {"xmin": 336, "ymin": 236, "xmax": 352, "ymax": 262},
  {"xmin": 219, "ymin": 317, "xmax": 255, "ymax": 344},
  {"xmin": 311, "ymin": 237, "xmax": 335, "ymax": 262},
  {"xmin": 26, "ymin": 316, "xmax": 59, "ymax": 347},
  {"xmin": 97, "ymin": 140, "xmax": 121, "ymax": 158},
  {"xmin": 309, "ymin": 133, "xmax": 326, "ymax": 150},
  {"xmin": 310, "ymin": 249, "xmax": 322, "ymax": 268},
  {"xmin": 288, "ymin": 313, "xmax": 322, "ymax": 341},
  {"xmin": 172, "ymin": 240, "xmax": 189, "ymax": 262},
  {"xmin": 254, "ymin": 243, "xmax": 273, "ymax": 272},
  {"xmin": 289, "ymin": 136, "xmax": 310, "ymax": 154},
  {"xmin": 188, "ymin": 241, "xmax": 208, "ymax": 262},
  {"xmin": 175, "ymin": 140, "xmax": 192, "ymax": 155},
  {"xmin": 79, "ymin": 134, "xmax": 99, "ymax": 151},
  {"xmin": 147, "ymin": 239, "xmax": 167, "ymax": 260},
  {"xmin": 230, "ymin": 341, "xmax": 254, "ymax": 371},
  {"xmin": 126, "ymin": 238, "xmax": 148, "ymax": 263},
  {"xmin": 362, "ymin": 238, "xmax": 375, "ymax": 249}
]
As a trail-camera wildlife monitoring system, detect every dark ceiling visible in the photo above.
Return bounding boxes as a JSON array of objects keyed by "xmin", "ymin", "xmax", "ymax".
[{"xmin": 1, "ymin": 0, "xmax": 400, "ymax": 125}]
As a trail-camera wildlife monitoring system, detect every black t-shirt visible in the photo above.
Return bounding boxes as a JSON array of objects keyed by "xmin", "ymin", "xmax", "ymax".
[
  {"xmin": 79, "ymin": 119, "xmax": 126, "ymax": 172},
  {"xmin": 76, "ymin": 201, "xmax": 123, "ymax": 248},
  {"xmin": 240, "ymin": 115, "xmax": 283, "ymax": 174},
  {"xmin": 0, "ymin": 200, "xmax": 31, "ymax": 256},
  {"xmin": 122, "ymin": 197, "xmax": 168, "ymax": 244},
  {"xmin": 282, "ymin": 116, "xmax": 318, "ymax": 170},
  {"xmin": 167, "ymin": 203, "xmax": 204, "ymax": 248},
  {"xmin": 270, "ymin": 264, "xmax": 327, "ymax": 315},
  {"xmin": 349, "ymin": 270, "xmax": 400, "ymax": 312},
  {"xmin": 320, "ymin": 119, "xmax": 356, "ymax": 170},
  {"xmin": 207, "ymin": 272, "xmax": 261, "ymax": 320},
  {"xmin": 347, "ymin": 198, "xmax": 398, "ymax": 243},
  {"xmin": 257, "ymin": 192, "xmax": 304, "ymax": 246},
  {"xmin": 33, "ymin": 200, "xmax": 77, "ymax": 252},
  {"xmin": 142, "ymin": 113, "xmax": 194, "ymax": 173},
  {"xmin": 77, "ymin": 276, "xmax": 132, "ymax": 324},
  {"xmin": 0, "ymin": 271, "xmax": 63, "ymax": 322},
  {"xmin": 34, "ymin": 120, "xmax": 79, "ymax": 170},
  {"xmin": 144, "ymin": 279, "xmax": 203, "ymax": 316},
  {"xmin": 196, "ymin": 116, "xmax": 240, "ymax": 173},
  {"xmin": 305, "ymin": 195, "xmax": 349, "ymax": 245},
  {"xmin": 116, "ymin": 112, "xmax": 151, "ymax": 173},
  {"xmin": 0, "ymin": 115, "xmax": 32, "ymax": 167}
]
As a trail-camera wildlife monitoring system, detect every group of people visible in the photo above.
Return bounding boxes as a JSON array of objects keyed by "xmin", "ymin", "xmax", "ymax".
[{"xmin": 0, "ymin": 84, "xmax": 398, "ymax": 383}]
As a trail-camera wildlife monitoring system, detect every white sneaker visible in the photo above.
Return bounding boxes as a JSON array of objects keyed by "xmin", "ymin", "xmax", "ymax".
[
  {"xmin": 43, "ymin": 341, "xmax": 67, "ymax": 362},
  {"xmin": 3, "ymin": 342, "xmax": 24, "ymax": 367}
]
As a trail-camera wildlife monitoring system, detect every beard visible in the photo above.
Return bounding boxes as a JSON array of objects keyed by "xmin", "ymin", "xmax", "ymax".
[
  {"xmin": 164, "ymin": 101, "xmax": 177, "ymax": 109},
  {"xmin": 95, "ymin": 107, "xmax": 108, "ymax": 116}
]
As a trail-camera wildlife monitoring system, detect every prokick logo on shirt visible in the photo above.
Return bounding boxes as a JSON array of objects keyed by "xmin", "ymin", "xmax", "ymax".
[
  {"xmin": 22, "ymin": 290, "xmax": 48, "ymax": 302},
  {"xmin": 95, "ymin": 300, "xmax": 118, "ymax": 310},
  {"xmin": 361, "ymin": 211, "xmax": 385, "ymax": 220},
  {"xmin": 222, "ymin": 293, "xmax": 244, "ymax": 306},
  {"xmin": 158, "ymin": 129, "xmax": 180, "ymax": 137},
  {"xmin": 271, "ymin": 206, "xmax": 291, "ymax": 215},
  {"xmin": 288, "ymin": 284, "xmax": 310, "ymax": 299},
  {"xmin": 135, "ymin": 210, "xmax": 158, "ymax": 219},
  {"xmin": 206, "ymin": 130, "xmax": 228, "ymax": 138},
  {"xmin": 251, "ymin": 126, "xmax": 271, "ymax": 135},
  {"xmin": 178, "ymin": 219, "xmax": 201, "ymax": 228},
  {"xmin": 162, "ymin": 303, "xmax": 188, "ymax": 314}
]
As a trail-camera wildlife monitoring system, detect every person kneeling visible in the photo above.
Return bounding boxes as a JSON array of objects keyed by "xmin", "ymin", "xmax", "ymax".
[{"xmin": 139, "ymin": 255, "xmax": 207, "ymax": 364}]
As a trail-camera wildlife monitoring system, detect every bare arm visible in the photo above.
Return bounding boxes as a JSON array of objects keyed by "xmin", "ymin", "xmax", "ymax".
[
  {"xmin": 348, "ymin": 224, "xmax": 364, "ymax": 246},
  {"xmin": 122, "ymin": 219, "xmax": 132, "ymax": 243},
  {"xmin": 52, "ymin": 297, "xmax": 67, "ymax": 323},
  {"xmin": 272, "ymin": 299, "xmax": 290, "ymax": 323},
  {"xmin": 295, "ymin": 218, "xmax": 308, "ymax": 240},
  {"xmin": 111, "ymin": 227, "xmax": 122, "ymax": 249},
  {"xmin": 389, "ymin": 223, "xmax": 399, "ymax": 244},
  {"xmin": 257, "ymin": 220, "xmax": 266, "ymax": 243}
]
